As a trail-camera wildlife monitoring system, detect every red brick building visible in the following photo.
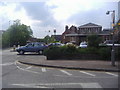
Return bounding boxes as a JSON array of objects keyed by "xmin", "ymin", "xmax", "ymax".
[{"xmin": 62, "ymin": 23, "xmax": 112, "ymax": 45}]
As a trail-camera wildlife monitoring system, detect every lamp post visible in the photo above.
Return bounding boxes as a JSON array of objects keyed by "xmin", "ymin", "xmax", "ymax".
[
  {"xmin": 106, "ymin": 10, "xmax": 115, "ymax": 66},
  {"xmin": 54, "ymin": 29, "xmax": 56, "ymax": 41}
]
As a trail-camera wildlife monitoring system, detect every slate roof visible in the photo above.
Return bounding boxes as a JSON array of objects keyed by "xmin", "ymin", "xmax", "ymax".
[
  {"xmin": 78, "ymin": 23, "xmax": 102, "ymax": 28},
  {"xmin": 51, "ymin": 35, "xmax": 62, "ymax": 41}
]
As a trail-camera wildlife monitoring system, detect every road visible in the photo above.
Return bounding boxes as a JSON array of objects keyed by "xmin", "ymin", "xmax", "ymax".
[{"xmin": 1, "ymin": 49, "xmax": 119, "ymax": 89}]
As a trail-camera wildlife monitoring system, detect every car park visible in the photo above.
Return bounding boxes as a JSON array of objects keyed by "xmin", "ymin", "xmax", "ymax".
[
  {"xmin": 16, "ymin": 42, "xmax": 47, "ymax": 54},
  {"xmin": 99, "ymin": 40, "xmax": 120, "ymax": 46},
  {"xmin": 47, "ymin": 43, "xmax": 64, "ymax": 47}
]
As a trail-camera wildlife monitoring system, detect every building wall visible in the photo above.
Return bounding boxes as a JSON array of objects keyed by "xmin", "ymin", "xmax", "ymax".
[
  {"xmin": 78, "ymin": 27, "xmax": 102, "ymax": 34},
  {"xmin": 61, "ymin": 25, "xmax": 78, "ymax": 44},
  {"xmin": 62, "ymin": 23, "xmax": 112, "ymax": 45}
]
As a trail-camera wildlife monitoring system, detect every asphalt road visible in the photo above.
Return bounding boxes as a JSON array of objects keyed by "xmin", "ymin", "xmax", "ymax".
[{"xmin": 1, "ymin": 49, "xmax": 119, "ymax": 89}]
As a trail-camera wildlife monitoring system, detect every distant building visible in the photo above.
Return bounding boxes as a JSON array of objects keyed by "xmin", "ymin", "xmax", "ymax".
[
  {"xmin": 78, "ymin": 23, "xmax": 102, "ymax": 43},
  {"xmin": 27, "ymin": 37, "xmax": 39, "ymax": 43},
  {"xmin": 62, "ymin": 23, "xmax": 112, "ymax": 45},
  {"xmin": 61, "ymin": 25, "xmax": 78, "ymax": 44},
  {"xmin": 51, "ymin": 35, "xmax": 62, "ymax": 42}
]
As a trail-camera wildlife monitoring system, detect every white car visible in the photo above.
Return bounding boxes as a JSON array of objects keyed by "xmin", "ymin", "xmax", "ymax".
[{"xmin": 79, "ymin": 42, "xmax": 87, "ymax": 48}]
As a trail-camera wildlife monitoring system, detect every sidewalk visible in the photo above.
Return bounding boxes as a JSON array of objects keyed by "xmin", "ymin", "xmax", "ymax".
[{"xmin": 18, "ymin": 55, "xmax": 119, "ymax": 72}]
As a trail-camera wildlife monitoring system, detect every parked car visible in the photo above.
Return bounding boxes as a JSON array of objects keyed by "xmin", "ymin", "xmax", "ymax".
[
  {"xmin": 79, "ymin": 41, "xmax": 87, "ymax": 48},
  {"xmin": 99, "ymin": 40, "xmax": 120, "ymax": 46},
  {"xmin": 66, "ymin": 42, "xmax": 73, "ymax": 45},
  {"xmin": 66, "ymin": 42, "xmax": 76, "ymax": 46},
  {"xmin": 16, "ymin": 42, "xmax": 47, "ymax": 54},
  {"xmin": 47, "ymin": 43, "xmax": 64, "ymax": 47}
]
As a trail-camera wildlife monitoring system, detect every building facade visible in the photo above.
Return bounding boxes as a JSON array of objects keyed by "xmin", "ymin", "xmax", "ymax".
[
  {"xmin": 62, "ymin": 23, "xmax": 112, "ymax": 45},
  {"xmin": 61, "ymin": 25, "xmax": 78, "ymax": 44}
]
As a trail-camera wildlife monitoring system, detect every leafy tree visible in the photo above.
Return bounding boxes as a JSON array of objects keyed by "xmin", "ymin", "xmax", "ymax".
[
  {"xmin": 2, "ymin": 19, "xmax": 33, "ymax": 48},
  {"xmin": 43, "ymin": 35, "xmax": 51, "ymax": 44},
  {"xmin": 2, "ymin": 30, "xmax": 10, "ymax": 48},
  {"xmin": 43, "ymin": 35, "xmax": 55, "ymax": 44},
  {"xmin": 87, "ymin": 34, "xmax": 102, "ymax": 47}
]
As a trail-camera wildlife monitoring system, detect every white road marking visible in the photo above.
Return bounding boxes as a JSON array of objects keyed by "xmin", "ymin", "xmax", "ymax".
[
  {"xmin": 105, "ymin": 72, "xmax": 118, "ymax": 77},
  {"xmin": 79, "ymin": 71, "xmax": 96, "ymax": 77},
  {"xmin": 25, "ymin": 66, "xmax": 32, "ymax": 70},
  {"xmin": 80, "ymin": 83, "xmax": 102, "ymax": 88},
  {"xmin": 14, "ymin": 61, "xmax": 41, "ymax": 74},
  {"xmin": 12, "ymin": 83, "xmax": 49, "ymax": 88},
  {"xmin": 12, "ymin": 82, "xmax": 102, "ymax": 88},
  {"xmin": 0, "ymin": 62, "xmax": 14, "ymax": 66},
  {"xmin": 60, "ymin": 70, "xmax": 72, "ymax": 76},
  {"xmin": 41, "ymin": 68, "xmax": 46, "ymax": 72}
]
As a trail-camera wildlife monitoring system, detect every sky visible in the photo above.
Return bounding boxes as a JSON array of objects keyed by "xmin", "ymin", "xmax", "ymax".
[{"xmin": 0, "ymin": 0, "xmax": 119, "ymax": 38}]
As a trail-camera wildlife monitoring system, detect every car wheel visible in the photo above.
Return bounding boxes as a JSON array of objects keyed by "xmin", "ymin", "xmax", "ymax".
[
  {"xmin": 38, "ymin": 50, "xmax": 43, "ymax": 55},
  {"xmin": 19, "ymin": 50, "xmax": 24, "ymax": 55}
]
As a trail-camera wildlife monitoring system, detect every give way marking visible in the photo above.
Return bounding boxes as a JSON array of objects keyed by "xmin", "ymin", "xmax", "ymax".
[
  {"xmin": 79, "ymin": 71, "xmax": 96, "ymax": 77},
  {"xmin": 105, "ymin": 72, "xmax": 118, "ymax": 77}
]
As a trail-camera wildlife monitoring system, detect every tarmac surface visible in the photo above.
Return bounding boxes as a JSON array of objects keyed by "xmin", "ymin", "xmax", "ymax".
[{"xmin": 18, "ymin": 54, "xmax": 119, "ymax": 72}]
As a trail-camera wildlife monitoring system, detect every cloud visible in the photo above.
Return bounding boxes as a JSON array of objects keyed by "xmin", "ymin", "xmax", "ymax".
[
  {"xmin": 18, "ymin": 2, "xmax": 64, "ymax": 38},
  {"xmin": 0, "ymin": 0, "xmax": 119, "ymax": 38},
  {"xmin": 67, "ymin": 2, "xmax": 118, "ymax": 28},
  {"xmin": 20, "ymin": 2, "xmax": 58, "ymax": 26}
]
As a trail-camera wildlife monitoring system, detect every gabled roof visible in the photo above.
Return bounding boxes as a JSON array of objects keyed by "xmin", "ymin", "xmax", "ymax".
[{"xmin": 78, "ymin": 23, "xmax": 102, "ymax": 28}]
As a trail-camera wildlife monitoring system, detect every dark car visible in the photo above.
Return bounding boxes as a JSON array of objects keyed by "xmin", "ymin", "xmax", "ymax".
[
  {"xmin": 16, "ymin": 42, "xmax": 47, "ymax": 54},
  {"xmin": 47, "ymin": 43, "xmax": 64, "ymax": 47}
]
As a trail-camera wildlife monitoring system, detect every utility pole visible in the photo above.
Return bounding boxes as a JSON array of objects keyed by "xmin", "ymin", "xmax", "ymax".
[{"xmin": 106, "ymin": 10, "xmax": 115, "ymax": 66}]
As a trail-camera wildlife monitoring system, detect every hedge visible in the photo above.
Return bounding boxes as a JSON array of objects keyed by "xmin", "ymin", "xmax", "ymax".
[{"xmin": 43, "ymin": 45, "xmax": 119, "ymax": 60}]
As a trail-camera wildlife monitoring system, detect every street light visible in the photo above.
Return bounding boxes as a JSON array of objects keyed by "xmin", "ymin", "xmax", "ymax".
[
  {"xmin": 54, "ymin": 29, "xmax": 56, "ymax": 41},
  {"xmin": 106, "ymin": 10, "xmax": 115, "ymax": 66}
]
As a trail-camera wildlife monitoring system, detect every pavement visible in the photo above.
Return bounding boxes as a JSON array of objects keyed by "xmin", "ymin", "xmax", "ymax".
[{"xmin": 18, "ymin": 54, "xmax": 120, "ymax": 72}]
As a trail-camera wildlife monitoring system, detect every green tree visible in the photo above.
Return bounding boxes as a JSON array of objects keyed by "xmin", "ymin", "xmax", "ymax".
[
  {"xmin": 2, "ymin": 30, "xmax": 10, "ymax": 48},
  {"xmin": 87, "ymin": 34, "xmax": 102, "ymax": 47},
  {"xmin": 43, "ymin": 35, "xmax": 51, "ymax": 44},
  {"xmin": 2, "ymin": 19, "xmax": 33, "ymax": 48},
  {"xmin": 43, "ymin": 35, "xmax": 55, "ymax": 44}
]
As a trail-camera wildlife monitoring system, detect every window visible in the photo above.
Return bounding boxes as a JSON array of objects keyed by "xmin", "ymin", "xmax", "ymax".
[
  {"xmin": 34, "ymin": 43, "xmax": 44, "ymax": 47},
  {"xmin": 27, "ymin": 43, "xmax": 33, "ymax": 47}
]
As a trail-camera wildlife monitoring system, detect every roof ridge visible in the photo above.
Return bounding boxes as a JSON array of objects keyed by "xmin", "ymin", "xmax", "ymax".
[{"xmin": 79, "ymin": 22, "xmax": 102, "ymax": 27}]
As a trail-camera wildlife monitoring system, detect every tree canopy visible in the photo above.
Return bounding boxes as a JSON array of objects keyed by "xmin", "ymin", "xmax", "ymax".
[
  {"xmin": 2, "ymin": 19, "xmax": 33, "ymax": 48},
  {"xmin": 87, "ymin": 34, "xmax": 102, "ymax": 47}
]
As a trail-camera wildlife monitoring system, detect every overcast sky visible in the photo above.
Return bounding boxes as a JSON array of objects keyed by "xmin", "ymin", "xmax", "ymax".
[{"xmin": 0, "ymin": 0, "xmax": 119, "ymax": 38}]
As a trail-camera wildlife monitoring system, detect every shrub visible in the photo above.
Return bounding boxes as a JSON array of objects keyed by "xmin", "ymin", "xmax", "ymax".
[
  {"xmin": 98, "ymin": 47, "xmax": 111, "ymax": 60},
  {"xmin": 115, "ymin": 47, "xmax": 120, "ymax": 60},
  {"xmin": 77, "ymin": 47, "xmax": 98, "ymax": 54},
  {"xmin": 43, "ymin": 45, "xmax": 78, "ymax": 59},
  {"xmin": 44, "ymin": 45, "xmax": 113, "ymax": 60},
  {"xmin": 87, "ymin": 34, "xmax": 102, "ymax": 48},
  {"xmin": 43, "ymin": 46, "xmax": 61, "ymax": 59},
  {"xmin": 63, "ymin": 44, "xmax": 77, "ymax": 54}
]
